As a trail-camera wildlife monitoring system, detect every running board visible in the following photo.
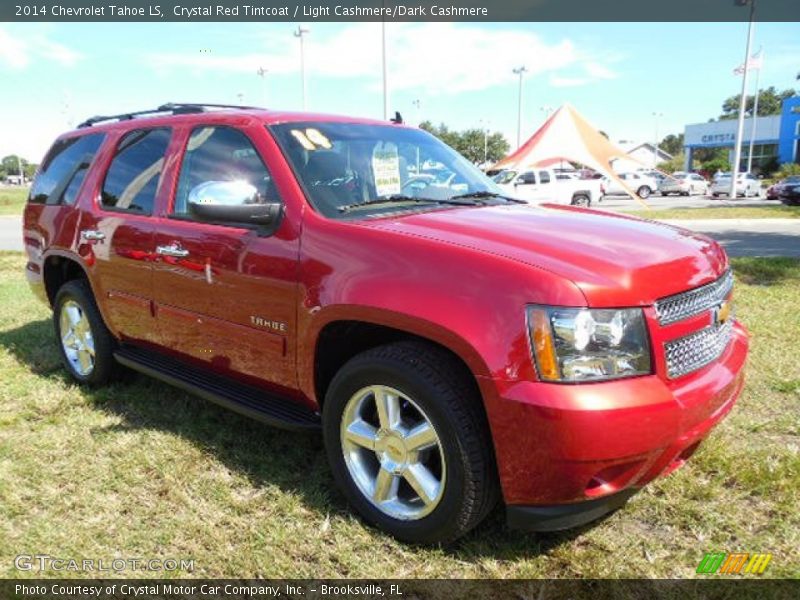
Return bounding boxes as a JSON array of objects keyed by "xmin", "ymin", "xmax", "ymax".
[{"xmin": 114, "ymin": 346, "xmax": 321, "ymax": 431}]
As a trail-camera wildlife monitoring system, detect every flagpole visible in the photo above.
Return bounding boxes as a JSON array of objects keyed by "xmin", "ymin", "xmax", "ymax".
[
  {"xmin": 730, "ymin": 0, "xmax": 755, "ymax": 197},
  {"xmin": 746, "ymin": 48, "xmax": 762, "ymax": 174}
]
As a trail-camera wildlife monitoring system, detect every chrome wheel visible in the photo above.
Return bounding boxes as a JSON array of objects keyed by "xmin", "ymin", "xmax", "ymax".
[
  {"xmin": 59, "ymin": 299, "xmax": 95, "ymax": 376},
  {"xmin": 340, "ymin": 385, "xmax": 446, "ymax": 521}
]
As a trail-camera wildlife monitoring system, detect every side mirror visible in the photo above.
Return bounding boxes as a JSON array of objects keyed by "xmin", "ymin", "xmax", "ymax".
[{"xmin": 187, "ymin": 181, "xmax": 280, "ymax": 225}]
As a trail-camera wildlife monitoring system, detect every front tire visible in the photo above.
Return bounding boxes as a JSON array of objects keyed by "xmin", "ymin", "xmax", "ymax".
[
  {"xmin": 323, "ymin": 342, "xmax": 498, "ymax": 544},
  {"xmin": 53, "ymin": 279, "xmax": 119, "ymax": 386}
]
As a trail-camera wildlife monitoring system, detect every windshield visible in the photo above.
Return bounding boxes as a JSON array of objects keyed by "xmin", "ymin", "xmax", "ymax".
[
  {"xmin": 269, "ymin": 121, "xmax": 503, "ymax": 219},
  {"xmin": 493, "ymin": 170, "xmax": 518, "ymax": 184}
]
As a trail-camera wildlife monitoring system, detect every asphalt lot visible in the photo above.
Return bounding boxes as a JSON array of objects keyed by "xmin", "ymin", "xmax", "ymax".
[
  {"xmin": 598, "ymin": 193, "xmax": 777, "ymax": 211},
  {"xmin": 2, "ymin": 202, "xmax": 799, "ymax": 257},
  {"xmin": 0, "ymin": 217, "xmax": 21, "ymax": 251}
]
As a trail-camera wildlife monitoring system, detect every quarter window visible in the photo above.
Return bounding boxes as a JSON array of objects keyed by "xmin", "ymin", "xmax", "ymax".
[
  {"xmin": 173, "ymin": 126, "xmax": 277, "ymax": 218},
  {"xmin": 29, "ymin": 133, "xmax": 105, "ymax": 205},
  {"xmin": 101, "ymin": 128, "xmax": 171, "ymax": 214}
]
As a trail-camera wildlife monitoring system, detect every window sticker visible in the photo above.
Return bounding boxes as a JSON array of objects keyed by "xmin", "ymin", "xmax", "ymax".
[
  {"xmin": 290, "ymin": 129, "xmax": 315, "ymax": 151},
  {"xmin": 372, "ymin": 143, "xmax": 401, "ymax": 197},
  {"xmin": 305, "ymin": 128, "xmax": 332, "ymax": 149}
]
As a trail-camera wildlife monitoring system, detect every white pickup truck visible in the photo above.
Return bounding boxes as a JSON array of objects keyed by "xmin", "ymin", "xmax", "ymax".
[{"xmin": 492, "ymin": 167, "xmax": 602, "ymax": 207}]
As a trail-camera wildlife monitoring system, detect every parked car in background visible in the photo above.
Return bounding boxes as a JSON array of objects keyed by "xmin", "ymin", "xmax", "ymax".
[
  {"xmin": 778, "ymin": 182, "xmax": 800, "ymax": 205},
  {"xmin": 639, "ymin": 169, "xmax": 667, "ymax": 190},
  {"xmin": 494, "ymin": 167, "xmax": 602, "ymax": 206},
  {"xmin": 710, "ymin": 173, "xmax": 761, "ymax": 198},
  {"xmin": 600, "ymin": 172, "xmax": 658, "ymax": 199},
  {"xmin": 767, "ymin": 175, "xmax": 800, "ymax": 200},
  {"xmin": 660, "ymin": 172, "xmax": 710, "ymax": 196}
]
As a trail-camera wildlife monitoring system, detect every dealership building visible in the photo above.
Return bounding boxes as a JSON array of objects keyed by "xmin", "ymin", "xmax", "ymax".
[{"xmin": 683, "ymin": 96, "xmax": 800, "ymax": 173}]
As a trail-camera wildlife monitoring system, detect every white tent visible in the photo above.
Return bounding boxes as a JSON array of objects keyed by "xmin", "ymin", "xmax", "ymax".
[{"xmin": 492, "ymin": 103, "xmax": 650, "ymax": 206}]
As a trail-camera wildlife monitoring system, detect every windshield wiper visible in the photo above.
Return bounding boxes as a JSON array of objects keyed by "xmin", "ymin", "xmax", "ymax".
[
  {"xmin": 338, "ymin": 195, "xmax": 482, "ymax": 213},
  {"xmin": 449, "ymin": 190, "xmax": 527, "ymax": 204}
]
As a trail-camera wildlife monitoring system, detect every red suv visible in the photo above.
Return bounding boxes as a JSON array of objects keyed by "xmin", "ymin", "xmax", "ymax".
[{"xmin": 23, "ymin": 104, "xmax": 748, "ymax": 543}]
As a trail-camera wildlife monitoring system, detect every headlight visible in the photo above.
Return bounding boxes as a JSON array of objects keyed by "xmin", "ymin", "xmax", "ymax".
[{"xmin": 527, "ymin": 306, "xmax": 652, "ymax": 382}]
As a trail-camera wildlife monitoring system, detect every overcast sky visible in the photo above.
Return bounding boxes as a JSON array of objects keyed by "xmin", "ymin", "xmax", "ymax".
[{"xmin": 1, "ymin": 21, "xmax": 798, "ymax": 161}]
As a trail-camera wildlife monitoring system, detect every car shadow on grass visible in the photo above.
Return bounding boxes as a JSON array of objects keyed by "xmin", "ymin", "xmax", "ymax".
[
  {"xmin": 731, "ymin": 256, "xmax": 800, "ymax": 286},
  {"xmin": 0, "ymin": 317, "xmax": 591, "ymax": 558}
]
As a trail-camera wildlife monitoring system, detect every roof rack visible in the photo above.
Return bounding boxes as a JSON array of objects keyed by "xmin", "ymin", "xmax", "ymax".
[{"xmin": 77, "ymin": 102, "xmax": 264, "ymax": 128}]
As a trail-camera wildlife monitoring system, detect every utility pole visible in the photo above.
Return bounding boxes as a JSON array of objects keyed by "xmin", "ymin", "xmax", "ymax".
[
  {"xmin": 512, "ymin": 66, "xmax": 528, "ymax": 149},
  {"xmin": 294, "ymin": 26, "xmax": 309, "ymax": 110},
  {"xmin": 652, "ymin": 111, "xmax": 664, "ymax": 169},
  {"xmin": 731, "ymin": 0, "xmax": 756, "ymax": 197},
  {"xmin": 257, "ymin": 67, "xmax": 268, "ymax": 106}
]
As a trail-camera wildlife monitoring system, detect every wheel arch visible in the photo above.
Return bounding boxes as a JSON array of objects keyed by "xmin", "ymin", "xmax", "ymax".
[
  {"xmin": 307, "ymin": 311, "xmax": 492, "ymax": 411},
  {"xmin": 42, "ymin": 252, "xmax": 91, "ymax": 306}
]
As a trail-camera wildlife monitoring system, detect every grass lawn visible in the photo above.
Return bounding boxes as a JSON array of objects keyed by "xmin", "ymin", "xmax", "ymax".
[
  {"xmin": 0, "ymin": 251, "xmax": 798, "ymax": 579},
  {"xmin": 622, "ymin": 205, "xmax": 800, "ymax": 220},
  {"xmin": 0, "ymin": 188, "xmax": 28, "ymax": 216}
]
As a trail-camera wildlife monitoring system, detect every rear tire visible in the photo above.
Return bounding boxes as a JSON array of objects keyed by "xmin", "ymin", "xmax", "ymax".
[
  {"xmin": 53, "ymin": 279, "xmax": 120, "ymax": 386},
  {"xmin": 571, "ymin": 194, "xmax": 590, "ymax": 207},
  {"xmin": 637, "ymin": 186, "xmax": 651, "ymax": 199},
  {"xmin": 323, "ymin": 341, "xmax": 498, "ymax": 544}
]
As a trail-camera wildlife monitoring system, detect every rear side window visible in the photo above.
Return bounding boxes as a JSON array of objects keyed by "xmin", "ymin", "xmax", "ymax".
[
  {"xmin": 101, "ymin": 128, "xmax": 171, "ymax": 214},
  {"xmin": 538, "ymin": 171, "xmax": 551, "ymax": 184},
  {"xmin": 29, "ymin": 133, "xmax": 105, "ymax": 205}
]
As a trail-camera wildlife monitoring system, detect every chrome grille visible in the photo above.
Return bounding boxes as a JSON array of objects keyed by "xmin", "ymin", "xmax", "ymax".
[
  {"xmin": 664, "ymin": 318, "xmax": 734, "ymax": 378},
  {"xmin": 655, "ymin": 270, "xmax": 734, "ymax": 326}
]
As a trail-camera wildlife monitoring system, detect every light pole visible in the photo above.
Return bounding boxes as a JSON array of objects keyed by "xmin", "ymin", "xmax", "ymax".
[
  {"xmin": 236, "ymin": 92, "xmax": 245, "ymax": 104},
  {"xmin": 731, "ymin": 0, "xmax": 756, "ymax": 197},
  {"xmin": 512, "ymin": 66, "xmax": 528, "ymax": 149},
  {"xmin": 652, "ymin": 111, "xmax": 663, "ymax": 169},
  {"xmin": 294, "ymin": 26, "xmax": 309, "ymax": 110},
  {"xmin": 746, "ymin": 47, "xmax": 763, "ymax": 174},
  {"xmin": 381, "ymin": 12, "xmax": 389, "ymax": 120},
  {"xmin": 479, "ymin": 118, "xmax": 491, "ymax": 165},
  {"xmin": 257, "ymin": 67, "xmax": 268, "ymax": 106},
  {"xmin": 412, "ymin": 99, "xmax": 421, "ymax": 126}
]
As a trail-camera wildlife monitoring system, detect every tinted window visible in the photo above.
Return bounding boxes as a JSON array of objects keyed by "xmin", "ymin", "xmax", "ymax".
[
  {"xmin": 101, "ymin": 128, "xmax": 171, "ymax": 214},
  {"xmin": 173, "ymin": 126, "xmax": 276, "ymax": 216},
  {"xmin": 538, "ymin": 171, "xmax": 551, "ymax": 184},
  {"xmin": 29, "ymin": 133, "xmax": 105, "ymax": 204}
]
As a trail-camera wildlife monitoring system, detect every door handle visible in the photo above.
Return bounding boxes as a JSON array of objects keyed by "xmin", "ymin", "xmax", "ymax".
[
  {"xmin": 80, "ymin": 230, "xmax": 105, "ymax": 242},
  {"xmin": 155, "ymin": 244, "xmax": 189, "ymax": 258}
]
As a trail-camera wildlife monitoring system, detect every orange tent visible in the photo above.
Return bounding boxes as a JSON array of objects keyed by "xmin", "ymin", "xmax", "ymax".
[{"xmin": 492, "ymin": 103, "xmax": 650, "ymax": 207}]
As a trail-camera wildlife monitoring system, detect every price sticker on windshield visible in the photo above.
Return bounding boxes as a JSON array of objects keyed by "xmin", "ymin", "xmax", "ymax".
[{"xmin": 372, "ymin": 144, "xmax": 402, "ymax": 197}]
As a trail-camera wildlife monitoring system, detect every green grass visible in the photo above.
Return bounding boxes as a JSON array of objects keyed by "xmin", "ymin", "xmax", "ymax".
[
  {"xmin": 0, "ymin": 188, "xmax": 27, "ymax": 216},
  {"xmin": 621, "ymin": 205, "xmax": 800, "ymax": 220},
  {"xmin": 0, "ymin": 251, "xmax": 798, "ymax": 578}
]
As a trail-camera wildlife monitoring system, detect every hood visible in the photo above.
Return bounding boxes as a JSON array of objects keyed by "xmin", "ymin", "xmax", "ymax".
[{"xmin": 361, "ymin": 205, "xmax": 728, "ymax": 307}]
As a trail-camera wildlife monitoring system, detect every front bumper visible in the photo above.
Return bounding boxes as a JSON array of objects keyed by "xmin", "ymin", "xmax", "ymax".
[
  {"xmin": 480, "ymin": 322, "xmax": 748, "ymax": 527},
  {"xmin": 507, "ymin": 488, "xmax": 639, "ymax": 532}
]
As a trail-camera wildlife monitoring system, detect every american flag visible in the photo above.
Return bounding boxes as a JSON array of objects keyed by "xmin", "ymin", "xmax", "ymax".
[{"xmin": 734, "ymin": 51, "xmax": 763, "ymax": 75}]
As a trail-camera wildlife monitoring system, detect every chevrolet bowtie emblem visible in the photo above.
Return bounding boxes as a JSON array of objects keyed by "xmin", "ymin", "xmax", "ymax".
[{"xmin": 712, "ymin": 301, "xmax": 731, "ymax": 327}]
